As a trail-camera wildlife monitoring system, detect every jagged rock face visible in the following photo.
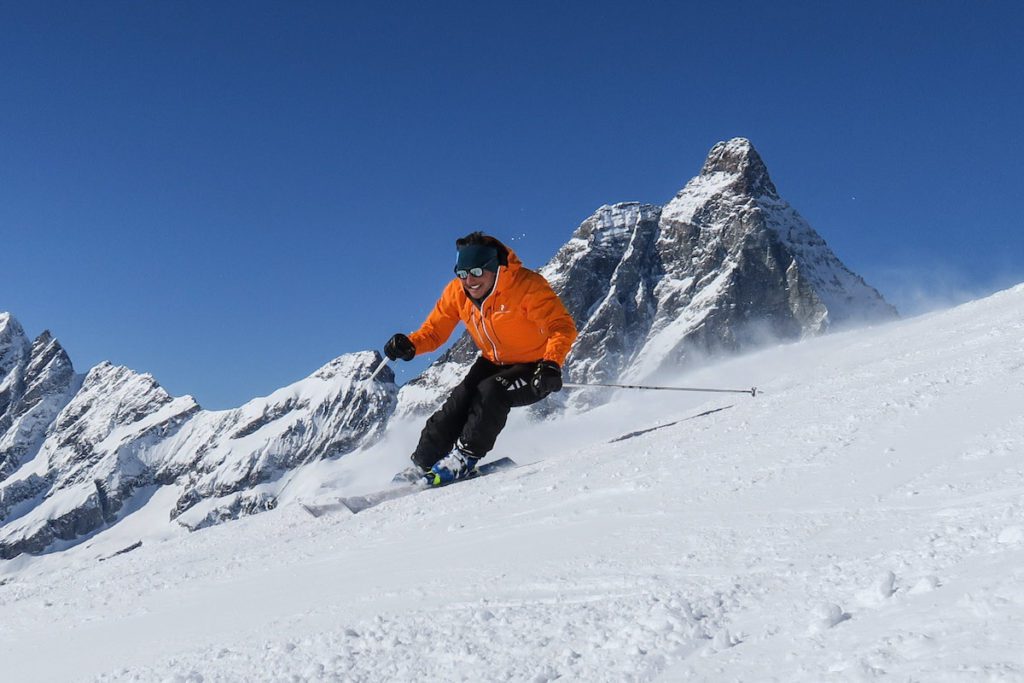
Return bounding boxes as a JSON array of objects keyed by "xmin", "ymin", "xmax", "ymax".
[
  {"xmin": 43, "ymin": 363, "xmax": 199, "ymax": 491},
  {"xmin": 0, "ymin": 314, "xmax": 32, "ymax": 430},
  {"xmin": 395, "ymin": 138, "xmax": 897, "ymax": 415},
  {"xmin": 1, "ymin": 317, "xmax": 80, "ymax": 481},
  {"xmin": 1, "ymin": 316, "xmax": 80, "ymax": 549},
  {"xmin": 630, "ymin": 138, "xmax": 896, "ymax": 379},
  {"xmin": 541, "ymin": 203, "xmax": 664, "ymax": 384},
  {"xmin": 0, "ymin": 322, "xmax": 398, "ymax": 557},
  {"xmin": 0, "ymin": 361, "xmax": 199, "ymax": 559},
  {"xmin": 698, "ymin": 136, "xmax": 778, "ymax": 198}
]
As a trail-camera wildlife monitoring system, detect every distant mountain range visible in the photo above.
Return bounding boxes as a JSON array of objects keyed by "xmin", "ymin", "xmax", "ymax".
[
  {"xmin": 0, "ymin": 322, "xmax": 396, "ymax": 558},
  {"xmin": 0, "ymin": 138, "xmax": 896, "ymax": 559}
]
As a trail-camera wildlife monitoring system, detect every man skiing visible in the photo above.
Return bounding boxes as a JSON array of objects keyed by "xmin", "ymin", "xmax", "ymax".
[{"xmin": 384, "ymin": 231, "xmax": 577, "ymax": 486}]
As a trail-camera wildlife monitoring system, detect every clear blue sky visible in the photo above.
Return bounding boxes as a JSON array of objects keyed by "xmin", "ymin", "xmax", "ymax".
[{"xmin": 2, "ymin": 1, "xmax": 1022, "ymax": 409}]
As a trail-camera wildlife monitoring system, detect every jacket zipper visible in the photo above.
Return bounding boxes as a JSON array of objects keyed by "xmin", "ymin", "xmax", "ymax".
[{"xmin": 477, "ymin": 267, "xmax": 501, "ymax": 362}]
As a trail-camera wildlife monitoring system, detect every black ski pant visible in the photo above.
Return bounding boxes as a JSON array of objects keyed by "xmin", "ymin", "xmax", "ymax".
[{"xmin": 411, "ymin": 357, "xmax": 547, "ymax": 469}]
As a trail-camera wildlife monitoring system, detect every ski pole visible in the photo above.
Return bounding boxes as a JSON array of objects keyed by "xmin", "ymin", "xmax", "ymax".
[
  {"xmin": 363, "ymin": 357, "xmax": 391, "ymax": 388},
  {"xmin": 563, "ymin": 381, "xmax": 757, "ymax": 397}
]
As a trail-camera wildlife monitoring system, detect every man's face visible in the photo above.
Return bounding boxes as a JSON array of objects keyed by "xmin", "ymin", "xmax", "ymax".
[{"xmin": 462, "ymin": 268, "xmax": 497, "ymax": 300}]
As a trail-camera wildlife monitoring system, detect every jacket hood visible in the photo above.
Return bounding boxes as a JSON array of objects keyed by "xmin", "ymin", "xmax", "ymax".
[{"xmin": 487, "ymin": 247, "xmax": 523, "ymax": 300}]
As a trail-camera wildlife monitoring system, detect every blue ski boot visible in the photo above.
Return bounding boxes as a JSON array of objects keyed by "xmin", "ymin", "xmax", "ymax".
[{"xmin": 427, "ymin": 447, "xmax": 480, "ymax": 486}]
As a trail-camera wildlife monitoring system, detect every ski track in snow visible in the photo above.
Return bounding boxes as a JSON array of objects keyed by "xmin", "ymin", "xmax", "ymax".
[{"xmin": 2, "ymin": 286, "xmax": 1024, "ymax": 681}]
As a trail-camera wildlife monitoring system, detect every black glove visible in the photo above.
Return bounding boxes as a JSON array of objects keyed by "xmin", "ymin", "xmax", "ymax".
[
  {"xmin": 384, "ymin": 333, "xmax": 415, "ymax": 361},
  {"xmin": 532, "ymin": 360, "xmax": 563, "ymax": 396}
]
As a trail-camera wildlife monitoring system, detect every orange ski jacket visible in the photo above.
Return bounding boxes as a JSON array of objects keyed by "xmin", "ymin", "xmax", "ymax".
[{"xmin": 408, "ymin": 248, "xmax": 577, "ymax": 366}]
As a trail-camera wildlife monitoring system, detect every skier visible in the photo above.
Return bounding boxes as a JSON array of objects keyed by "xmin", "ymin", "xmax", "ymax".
[{"xmin": 384, "ymin": 231, "xmax": 577, "ymax": 485}]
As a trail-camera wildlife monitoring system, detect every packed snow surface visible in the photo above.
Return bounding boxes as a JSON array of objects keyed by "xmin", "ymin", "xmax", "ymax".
[{"xmin": 3, "ymin": 285, "xmax": 1024, "ymax": 681}]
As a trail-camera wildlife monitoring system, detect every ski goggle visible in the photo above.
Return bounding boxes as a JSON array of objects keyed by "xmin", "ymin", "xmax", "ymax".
[{"xmin": 455, "ymin": 258, "xmax": 497, "ymax": 279}]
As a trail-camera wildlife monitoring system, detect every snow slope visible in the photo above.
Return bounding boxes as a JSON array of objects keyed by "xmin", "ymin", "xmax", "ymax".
[{"xmin": 2, "ymin": 285, "xmax": 1023, "ymax": 682}]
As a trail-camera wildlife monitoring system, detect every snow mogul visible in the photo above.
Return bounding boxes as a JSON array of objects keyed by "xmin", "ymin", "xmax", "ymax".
[{"xmin": 384, "ymin": 231, "xmax": 577, "ymax": 486}]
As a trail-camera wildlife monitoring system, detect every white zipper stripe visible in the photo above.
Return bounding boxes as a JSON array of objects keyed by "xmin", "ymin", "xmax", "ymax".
[{"xmin": 478, "ymin": 266, "xmax": 501, "ymax": 362}]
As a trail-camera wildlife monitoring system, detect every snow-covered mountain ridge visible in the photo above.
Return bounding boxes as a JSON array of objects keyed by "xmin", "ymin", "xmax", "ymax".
[
  {"xmin": 2, "ymin": 283, "xmax": 1021, "ymax": 681},
  {"xmin": 0, "ymin": 328, "xmax": 397, "ymax": 558}
]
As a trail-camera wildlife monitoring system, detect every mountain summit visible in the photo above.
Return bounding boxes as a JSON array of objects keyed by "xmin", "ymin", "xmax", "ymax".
[
  {"xmin": 696, "ymin": 137, "xmax": 778, "ymax": 198},
  {"xmin": 628, "ymin": 137, "xmax": 896, "ymax": 379}
]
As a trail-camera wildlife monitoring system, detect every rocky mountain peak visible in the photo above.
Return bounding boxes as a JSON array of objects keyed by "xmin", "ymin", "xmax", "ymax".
[
  {"xmin": 0, "ymin": 312, "xmax": 16, "ymax": 332},
  {"xmin": 697, "ymin": 137, "xmax": 778, "ymax": 198},
  {"xmin": 1, "ymin": 313, "xmax": 30, "ymax": 379},
  {"xmin": 2, "ymin": 316, "xmax": 80, "ymax": 479},
  {"xmin": 26, "ymin": 330, "xmax": 66, "ymax": 373}
]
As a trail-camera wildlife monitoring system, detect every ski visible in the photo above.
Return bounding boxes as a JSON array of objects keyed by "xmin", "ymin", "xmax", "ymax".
[{"xmin": 300, "ymin": 457, "xmax": 518, "ymax": 517}]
